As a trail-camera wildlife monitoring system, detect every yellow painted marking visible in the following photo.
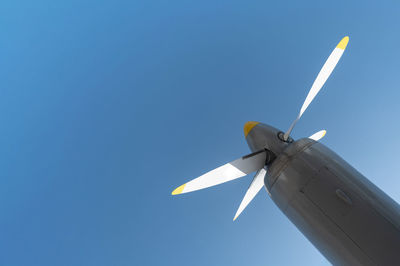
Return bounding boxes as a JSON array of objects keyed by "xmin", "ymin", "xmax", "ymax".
[
  {"xmin": 244, "ymin": 121, "xmax": 259, "ymax": 137},
  {"xmin": 233, "ymin": 215, "xmax": 238, "ymax": 221},
  {"xmin": 172, "ymin": 184, "xmax": 186, "ymax": 195},
  {"xmin": 321, "ymin": 130, "xmax": 327, "ymax": 138},
  {"xmin": 336, "ymin": 36, "xmax": 349, "ymax": 50}
]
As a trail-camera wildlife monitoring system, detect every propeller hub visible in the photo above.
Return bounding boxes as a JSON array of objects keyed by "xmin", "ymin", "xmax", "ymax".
[
  {"xmin": 244, "ymin": 122, "xmax": 291, "ymax": 157},
  {"xmin": 277, "ymin": 132, "xmax": 294, "ymax": 143}
]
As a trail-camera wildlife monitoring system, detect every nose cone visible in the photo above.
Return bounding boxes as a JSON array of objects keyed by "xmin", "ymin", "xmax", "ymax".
[
  {"xmin": 244, "ymin": 121, "xmax": 289, "ymax": 155},
  {"xmin": 244, "ymin": 121, "xmax": 260, "ymax": 137}
]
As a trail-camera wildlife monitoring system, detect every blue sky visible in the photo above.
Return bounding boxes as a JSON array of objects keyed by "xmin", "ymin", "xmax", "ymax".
[{"xmin": 1, "ymin": 1, "xmax": 400, "ymax": 265}]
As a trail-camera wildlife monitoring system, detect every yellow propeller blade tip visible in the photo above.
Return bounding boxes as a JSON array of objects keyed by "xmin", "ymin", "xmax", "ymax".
[
  {"xmin": 233, "ymin": 215, "xmax": 238, "ymax": 221},
  {"xmin": 171, "ymin": 184, "xmax": 186, "ymax": 195},
  {"xmin": 336, "ymin": 36, "xmax": 349, "ymax": 50}
]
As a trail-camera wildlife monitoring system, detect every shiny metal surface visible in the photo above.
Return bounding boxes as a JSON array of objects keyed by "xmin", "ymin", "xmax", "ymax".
[
  {"xmin": 244, "ymin": 123, "xmax": 289, "ymax": 156},
  {"xmin": 246, "ymin": 123, "xmax": 400, "ymax": 266}
]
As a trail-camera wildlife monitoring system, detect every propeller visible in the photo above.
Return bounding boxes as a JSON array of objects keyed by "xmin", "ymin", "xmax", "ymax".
[
  {"xmin": 172, "ymin": 149, "xmax": 272, "ymax": 195},
  {"xmin": 231, "ymin": 129, "xmax": 325, "ymax": 221},
  {"xmin": 230, "ymin": 129, "xmax": 327, "ymax": 220},
  {"xmin": 172, "ymin": 36, "xmax": 348, "ymax": 221},
  {"xmin": 283, "ymin": 36, "xmax": 349, "ymax": 141},
  {"xmin": 233, "ymin": 168, "xmax": 267, "ymax": 220}
]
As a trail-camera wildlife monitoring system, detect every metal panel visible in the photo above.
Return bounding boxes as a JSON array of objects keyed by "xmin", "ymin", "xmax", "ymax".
[{"xmin": 303, "ymin": 166, "xmax": 400, "ymax": 265}]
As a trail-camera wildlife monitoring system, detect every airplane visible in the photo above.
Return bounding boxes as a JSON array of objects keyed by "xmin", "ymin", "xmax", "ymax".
[{"xmin": 171, "ymin": 36, "xmax": 400, "ymax": 266}]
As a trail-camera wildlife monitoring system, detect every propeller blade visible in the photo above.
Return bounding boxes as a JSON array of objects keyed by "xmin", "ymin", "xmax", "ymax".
[
  {"xmin": 172, "ymin": 150, "xmax": 267, "ymax": 195},
  {"xmin": 309, "ymin": 130, "xmax": 327, "ymax": 141},
  {"xmin": 284, "ymin": 36, "xmax": 349, "ymax": 141},
  {"xmin": 233, "ymin": 168, "xmax": 266, "ymax": 221}
]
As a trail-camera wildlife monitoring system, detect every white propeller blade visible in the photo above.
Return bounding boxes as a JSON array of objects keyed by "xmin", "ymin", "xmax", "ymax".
[
  {"xmin": 172, "ymin": 150, "xmax": 267, "ymax": 195},
  {"xmin": 233, "ymin": 168, "xmax": 266, "ymax": 221},
  {"xmin": 284, "ymin": 36, "xmax": 349, "ymax": 141},
  {"xmin": 309, "ymin": 130, "xmax": 327, "ymax": 141}
]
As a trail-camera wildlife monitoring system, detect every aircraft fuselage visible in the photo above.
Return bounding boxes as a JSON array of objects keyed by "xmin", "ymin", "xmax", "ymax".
[{"xmin": 262, "ymin": 138, "xmax": 400, "ymax": 265}]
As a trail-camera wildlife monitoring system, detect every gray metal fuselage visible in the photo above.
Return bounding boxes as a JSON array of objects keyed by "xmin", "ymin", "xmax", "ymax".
[{"xmin": 246, "ymin": 123, "xmax": 400, "ymax": 266}]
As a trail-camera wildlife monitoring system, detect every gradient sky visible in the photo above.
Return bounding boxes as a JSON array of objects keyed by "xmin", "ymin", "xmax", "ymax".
[{"xmin": 1, "ymin": 1, "xmax": 400, "ymax": 265}]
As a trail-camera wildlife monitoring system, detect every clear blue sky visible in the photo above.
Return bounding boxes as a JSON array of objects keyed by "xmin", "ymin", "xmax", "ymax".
[{"xmin": 1, "ymin": 1, "xmax": 400, "ymax": 265}]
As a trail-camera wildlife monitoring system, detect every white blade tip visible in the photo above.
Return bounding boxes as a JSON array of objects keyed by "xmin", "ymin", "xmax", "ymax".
[{"xmin": 309, "ymin": 130, "xmax": 327, "ymax": 141}]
